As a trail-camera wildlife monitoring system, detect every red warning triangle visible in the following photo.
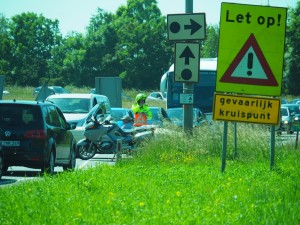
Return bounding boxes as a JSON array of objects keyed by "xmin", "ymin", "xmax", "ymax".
[{"xmin": 220, "ymin": 33, "xmax": 278, "ymax": 86}]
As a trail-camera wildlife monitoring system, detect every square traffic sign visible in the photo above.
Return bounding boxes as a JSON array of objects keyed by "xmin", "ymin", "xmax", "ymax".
[
  {"xmin": 174, "ymin": 43, "xmax": 200, "ymax": 83},
  {"xmin": 167, "ymin": 13, "xmax": 206, "ymax": 41},
  {"xmin": 216, "ymin": 3, "xmax": 287, "ymax": 96},
  {"xmin": 213, "ymin": 93, "xmax": 281, "ymax": 125}
]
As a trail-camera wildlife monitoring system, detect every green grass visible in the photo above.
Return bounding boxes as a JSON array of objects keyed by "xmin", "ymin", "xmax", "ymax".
[
  {"xmin": 1, "ymin": 86, "xmax": 300, "ymax": 224},
  {"xmin": 0, "ymin": 121, "xmax": 300, "ymax": 224}
]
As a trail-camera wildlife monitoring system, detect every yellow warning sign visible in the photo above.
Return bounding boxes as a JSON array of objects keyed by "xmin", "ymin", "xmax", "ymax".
[
  {"xmin": 213, "ymin": 93, "xmax": 281, "ymax": 125},
  {"xmin": 216, "ymin": 3, "xmax": 287, "ymax": 96}
]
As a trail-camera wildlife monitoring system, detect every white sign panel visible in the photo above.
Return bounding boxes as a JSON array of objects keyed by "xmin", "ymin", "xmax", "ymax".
[
  {"xmin": 174, "ymin": 43, "xmax": 200, "ymax": 83},
  {"xmin": 167, "ymin": 13, "xmax": 206, "ymax": 41},
  {"xmin": 180, "ymin": 94, "xmax": 194, "ymax": 104}
]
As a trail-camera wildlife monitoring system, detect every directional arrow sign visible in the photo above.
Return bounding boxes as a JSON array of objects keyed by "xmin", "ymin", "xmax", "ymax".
[
  {"xmin": 184, "ymin": 19, "xmax": 202, "ymax": 35},
  {"xmin": 168, "ymin": 13, "xmax": 206, "ymax": 41},
  {"xmin": 180, "ymin": 46, "xmax": 195, "ymax": 64},
  {"xmin": 174, "ymin": 43, "xmax": 200, "ymax": 83}
]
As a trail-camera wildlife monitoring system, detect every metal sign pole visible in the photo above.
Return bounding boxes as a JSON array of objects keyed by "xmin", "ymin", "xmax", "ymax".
[
  {"xmin": 183, "ymin": 0, "xmax": 194, "ymax": 134},
  {"xmin": 234, "ymin": 122, "xmax": 238, "ymax": 158},
  {"xmin": 221, "ymin": 122, "xmax": 228, "ymax": 172},
  {"xmin": 270, "ymin": 125, "xmax": 275, "ymax": 170}
]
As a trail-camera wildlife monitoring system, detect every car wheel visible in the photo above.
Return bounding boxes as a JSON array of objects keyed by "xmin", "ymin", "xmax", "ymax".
[
  {"xmin": 42, "ymin": 149, "xmax": 55, "ymax": 175},
  {"xmin": 63, "ymin": 147, "xmax": 76, "ymax": 171}
]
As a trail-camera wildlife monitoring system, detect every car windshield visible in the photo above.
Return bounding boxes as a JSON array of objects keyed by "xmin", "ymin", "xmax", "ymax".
[
  {"xmin": 48, "ymin": 98, "xmax": 90, "ymax": 113},
  {"xmin": 289, "ymin": 106, "xmax": 300, "ymax": 114}
]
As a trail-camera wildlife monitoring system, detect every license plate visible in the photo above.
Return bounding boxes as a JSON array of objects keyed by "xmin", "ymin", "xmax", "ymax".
[{"xmin": 0, "ymin": 141, "xmax": 21, "ymax": 147}]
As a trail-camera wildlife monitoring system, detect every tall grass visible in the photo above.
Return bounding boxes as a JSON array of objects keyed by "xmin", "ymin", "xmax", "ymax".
[
  {"xmin": 1, "ymin": 85, "xmax": 299, "ymax": 224},
  {"xmin": 0, "ymin": 119, "xmax": 299, "ymax": 224}
]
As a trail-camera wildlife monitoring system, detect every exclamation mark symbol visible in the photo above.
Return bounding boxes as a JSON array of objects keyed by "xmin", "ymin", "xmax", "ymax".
[
  {"xmin": 277, "ymin": 14, "xmax": 281, "ymax": 26},
  {"xmin": 247, "ymin": 53, "xmax": 253, "ymax": 76}
]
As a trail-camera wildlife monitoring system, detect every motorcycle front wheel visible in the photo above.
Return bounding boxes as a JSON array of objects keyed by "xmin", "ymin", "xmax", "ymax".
[{"xmin": 78, "ymin": 143, "xmax": 97, "ymax": 160}]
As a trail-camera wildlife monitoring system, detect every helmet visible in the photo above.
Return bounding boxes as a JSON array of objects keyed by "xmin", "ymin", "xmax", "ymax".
[{"xmin": 135, "ymin": 93, "xmax": 147, "ymax": 103}]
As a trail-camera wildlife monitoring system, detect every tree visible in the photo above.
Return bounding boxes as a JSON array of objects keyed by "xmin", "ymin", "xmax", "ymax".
[
  {"xmin": 201, "ymin": 25, "xmax": 219, "ymax": 58},
  {"xmin": 113, "ymin": 0, "xmax": 172, "ymax": 89},
  {"xmin": 8, "ymin": 13, "xmax": 62, "ymax": 86},
  {"xmin": 285, "ymin": 1, "xmax": 300, "ymax": 95},
  {"xmin": 83, "ymin": 9, "xmax": 121, "ymax": 86},
  {"xmin": 0, "ymin": 14, "xmax": 13, "ymax": 81},
  {"xmin": 48, "ymin": 32, "xmax": 86, "ymax": 86}
]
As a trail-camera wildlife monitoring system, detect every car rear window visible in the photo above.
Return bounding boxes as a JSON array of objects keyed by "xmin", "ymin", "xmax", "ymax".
[{"xmin": 0, "ymin": 104, "xmax": 42, "ymax": 127}]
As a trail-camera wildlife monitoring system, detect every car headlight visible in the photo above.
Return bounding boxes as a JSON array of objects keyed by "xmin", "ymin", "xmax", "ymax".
[
  {"xmin": 295, "ymin": 117, "xmax": 299, "ymax": 121},
  {"xmin": 284, "ymin": 120, "xmax": 289, "ymax": 124}
]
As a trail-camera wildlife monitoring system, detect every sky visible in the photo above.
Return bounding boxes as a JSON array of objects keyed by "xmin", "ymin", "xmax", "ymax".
[{"xmin": 0, "ymin": 0, "xmax": 298, "ymax": 36}]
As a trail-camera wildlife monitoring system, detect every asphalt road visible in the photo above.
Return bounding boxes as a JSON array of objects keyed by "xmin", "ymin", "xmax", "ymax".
[{"xmin": 0, "ymin": 154, "xmax": 117, "ymax": 187}]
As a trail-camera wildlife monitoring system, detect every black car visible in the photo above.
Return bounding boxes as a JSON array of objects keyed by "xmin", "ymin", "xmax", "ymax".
[{"xmin": 0, "ymin": 100, "xmax": 76, "ymax": 175}]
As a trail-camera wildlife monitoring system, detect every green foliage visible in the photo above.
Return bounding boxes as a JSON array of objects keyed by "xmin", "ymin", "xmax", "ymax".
[
  {"xmin": 7, "ymin": 13, "xmax": 62, "ymax": 86},
  {"xmin": 201, "ymin": 25, "xmax": 219, "ymax": 58},
  {"xmin": 285, "ymin": 1, "xmax": 300, "ymax": 95},
  {"xmin": 49, "ymin": 32, "xmax": 86, "ymax": 86},
  {"xmin": 0, "ymin": 122, "xmax": 299, "ymax": 224},
  {"xmin": 113, "ymin": 0, "xmax": 172, "ymax": 89},
  {"xmin": 0, "ymin": 1, "xmax": 299, "ymax": 93},
  {"xmin": 84, "ymin": 9, "xmax": 121, "ymax": 86},
  {"xmin": 0, "ymin": 14, "xmax": 13, "ymax": 76}
]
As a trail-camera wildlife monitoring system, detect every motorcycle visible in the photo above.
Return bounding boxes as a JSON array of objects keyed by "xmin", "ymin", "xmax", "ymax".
[{"xmin": 77, "ymin": 113, "xmax": 155, "ymax": 160}]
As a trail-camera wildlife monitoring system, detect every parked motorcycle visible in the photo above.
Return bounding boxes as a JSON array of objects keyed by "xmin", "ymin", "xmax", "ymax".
[{"xmin": 77, "ymin": 113, "xmax": 155, "ymax": 160}]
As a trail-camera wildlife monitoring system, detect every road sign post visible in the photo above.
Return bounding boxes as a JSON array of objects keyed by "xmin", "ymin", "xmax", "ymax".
[
  {"xmin": 215, "ymin": 3, "xmax": 287, "ymax": 172},
  {"xmin": 167, "ymin": 2, "xmax": 206, "ymax": 133}
]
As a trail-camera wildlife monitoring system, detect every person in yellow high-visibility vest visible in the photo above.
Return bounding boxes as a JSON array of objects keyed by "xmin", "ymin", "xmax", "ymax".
[{"xmin": 131, "ymin": 93, "xmax": 152, "ymax": 126}]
